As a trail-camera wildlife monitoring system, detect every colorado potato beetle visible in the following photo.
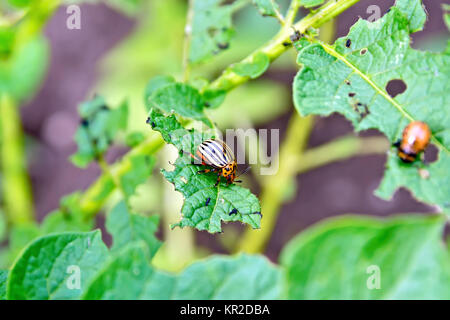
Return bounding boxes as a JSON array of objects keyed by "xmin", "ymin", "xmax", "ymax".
[
  {"xmin": 191, "ymin": 139, "xmax": 240, "ymax": 186},
  {"xmin": 395, "ymin": 121, "xmax": 431, "ymax": 163}
]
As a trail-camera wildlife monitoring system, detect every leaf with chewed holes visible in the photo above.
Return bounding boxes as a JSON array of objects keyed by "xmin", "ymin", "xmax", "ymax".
[
  {"xmin": 292, "ymin": 0, "xmax": 450, "ymax": 214},
  {"xmin": 189, "ymin": 0, "xmax": 247, "ymax": 64},
  {"xmin": 147, "ymin": 109, "xmax": 261, "ymax": 233},
  {"xmin": 71, "ymin": 96, "xmax": 128, "ymax": 168}
]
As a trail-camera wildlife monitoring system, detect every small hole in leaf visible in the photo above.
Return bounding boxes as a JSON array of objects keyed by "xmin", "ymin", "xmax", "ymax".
[
  {"xmin": 217, "ymin": 42, "xmax": 229, "ymax": 49},
  {"xmin": 386, "ymin": 79, "xmax": 407, "ymax": 98},
  {"xmin": 360, "ymin": 48, "xmax": 368, "ymax": 55},
  {"xmin": 423, "ymin": 144, "xmax": 438, "ymax": 164}
]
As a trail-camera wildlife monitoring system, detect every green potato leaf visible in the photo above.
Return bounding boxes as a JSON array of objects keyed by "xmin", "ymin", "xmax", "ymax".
[
  {"xmin": 7, "ymin": 231, "xmax": 109, "ymax": 300},
  {"xmin": 119, "ymin": 153, "xmax": 155, "ymax": 198},
  {"xmin": 70, "ymin": 96, "xmax": 128, "ymax": 168},
  {"xmin": 148, "ymin": 109, "xmax": 262, "ymax": 233},
  {"xmin": 84, "ymin": 243, "xmax": 281, "ymax": 300},
  {"xmin": 231, "ymin": 52, "xmax": 270, "ymax": 79},
  {"xmin": 5, "ymin": 223, "xmax": 41, "ymax": 267},
  {"xmin": 292, "ymin": 1, "xmax": 450, "ymax": 213},
  {"xmin": 82, "ymin": 243, "xmax": 174, "ymax": 300},
  {"xmin": 0, "ymin": 35, "xmax": 48, "ymax": 101},
  {"xmin": 40, "ymin": 193, "xmax": 94, "ymax": 234},
  {"xmin": 173, "ymin": 254, "xmax": 282, "ymax": 299},
  {"xmin": 0, "ymin": 211, "xmax": 5, "ymax": 242},
  {"xmin": 146, "ymin": 77, "xmax": 213, "ymax": 127},
  {"xmin": 189, "ymin": 0, "xmax": 246, "ymax": 64},
  {"xmin": 280, "ymin": 215, "xmax": 450, "ymax": 299},
  {"xmin": 301, "ymin": 0, "xmax": 325, "ymax": 9},
  {"xmin": 0, "ymin": 270, "xmax": 7, "ymax": 300},
  {"xmin": 106, "ymin": 200, "xmax": 161, "ymax": 257},
  {"xmin": 395, "ymin": 0, "xmax": 426, "ymax": 32},
  {"xmin": 252, "ymin": 0, "xmax": 281, "ymax": 18}
]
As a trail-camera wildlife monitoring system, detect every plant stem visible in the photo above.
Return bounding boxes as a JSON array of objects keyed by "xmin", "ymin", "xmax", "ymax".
[
  {"xmin": 0, "ymin": 95, "xmax": 34, "ymax": 225},
  {"xmin": 158, "ymin": 147, "xmax": 195, "ymax": 272},
  {"xmin": 284, "ymin": 0, "xmax": 300, "ymax": 27},
  {"xmin": 295, "ymin": 135, "xmax": 389, "ymax": 174},
  {"xmin": 96, "ymin": 153, "xmax": 127, "ymax": 198},
  {"xmin": 237, "ymin": 114, "xmax": 314, "ymax": 253},
  {"xmin": 182, "ymin": 0, "xmax": 194, "ymax": 82},
  {"xmin": 79, "ymin": 135, "xmax": 165, "ymax": 220},
  {"xmin": 206, "ymin": 0, "xmax": 360, "ymax": 93}
]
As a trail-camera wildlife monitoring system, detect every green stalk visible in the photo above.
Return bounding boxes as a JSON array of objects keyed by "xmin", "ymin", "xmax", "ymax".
[
  {"xmin": 295, "ymin": 136, "xmax": 389, "ymax": 174},
  {"xmin": 79, "ymin": 135, "xmax": 165, "ymax": 220},
  {"xmin": 237, "ymin": 114, "xmax": 314, "ymax": 253},
  {"xmin": 206, "ymin": 0, "xmax": 360, "ymax": 93},
  {"xmin": 0, "ymin": 95, "xmax": 34, "ymax": 225}
]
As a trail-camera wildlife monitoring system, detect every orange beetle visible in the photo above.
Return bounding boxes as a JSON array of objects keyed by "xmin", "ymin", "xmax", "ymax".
[{"xmin": 395, "ymin": 121, "xmax": 431, "ymax": 163}]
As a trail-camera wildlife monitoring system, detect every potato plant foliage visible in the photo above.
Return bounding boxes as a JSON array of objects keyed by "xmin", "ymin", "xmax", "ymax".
[{"xmin": 0, "ymin": 0, "xmax": 449, "ymax": 300}]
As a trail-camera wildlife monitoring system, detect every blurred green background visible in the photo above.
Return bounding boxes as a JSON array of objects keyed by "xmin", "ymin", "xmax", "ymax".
[{"xmin": 0, "ymin": 0, "xmax": 448, "ymax": 272}]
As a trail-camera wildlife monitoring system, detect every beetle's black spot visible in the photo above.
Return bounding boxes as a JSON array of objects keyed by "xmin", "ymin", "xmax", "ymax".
[
  {"xmin": 345, "ymin": 80, "xmax": 351, "ymax": 85},
  {"xmin": 348, "ymin": 92, "xmax": 356, "ymax": 98},
  {"xmin": 254, "ymin": 212, "xmax": 262, "ymax": 217},
  {"xmin": 229, "ymin": 208, "xmax": 238, "ymax": 215},
  {"xmin": 282, "ymin": 41, "xmax": 291, "ymax": 47},
  {"xmin": 345, "ymin": 39, "xmax": 351, "ymax": 48},
  {"xmin": 205, "ymin": 197, "xmax": 211, "ymax": 206},
  {"xmin": 146, "ymin": 117, "xmax": 151, "ymax": 124}
]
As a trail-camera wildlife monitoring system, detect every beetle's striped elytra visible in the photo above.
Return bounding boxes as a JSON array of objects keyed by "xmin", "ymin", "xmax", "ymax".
[{"xmin": 191, "ymin": 139, "xmax": 240, "ymax": 186}]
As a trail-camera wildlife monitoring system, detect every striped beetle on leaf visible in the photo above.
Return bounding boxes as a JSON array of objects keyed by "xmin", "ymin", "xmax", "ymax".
[{"xmin": 190, "ymin": 139, "xmax": 242, "ymax": 187}]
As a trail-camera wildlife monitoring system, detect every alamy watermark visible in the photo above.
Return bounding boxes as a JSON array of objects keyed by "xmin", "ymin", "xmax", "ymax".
[
  {"xmin": 175, "ymin": 126, "xmax": 280, "ymax": 176},
  {"xmin": 366, "ymin": 265, "xmax": 381, "ymax": 290},
  {"xmin": 66, "ymin": 265, "xmax": 81, "ymax": 290},
  {"xmin": 66, "ymin": 5, "xmax": 81, "ymax": 30}
]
